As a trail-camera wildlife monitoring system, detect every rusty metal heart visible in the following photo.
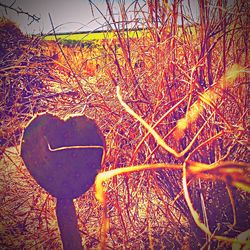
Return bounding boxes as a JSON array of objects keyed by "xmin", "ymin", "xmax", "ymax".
[{"xmin": 21, "ymin": 113, "xmax": 105, "ymax": 199}]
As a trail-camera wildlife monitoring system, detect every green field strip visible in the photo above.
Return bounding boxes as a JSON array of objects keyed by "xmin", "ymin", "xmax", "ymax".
[{"xmin": 43, "ymin": 30, "xmax": 144, "ymax": 41}]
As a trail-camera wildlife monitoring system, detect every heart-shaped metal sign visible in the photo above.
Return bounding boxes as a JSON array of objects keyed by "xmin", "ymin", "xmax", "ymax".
[
  {"xmin": 21, "ymin": 113, "xmax": 105, "ymax": 249},
  {"xmin": 21, "ymin": 113, "xmax": 105, "ymax": 199}
]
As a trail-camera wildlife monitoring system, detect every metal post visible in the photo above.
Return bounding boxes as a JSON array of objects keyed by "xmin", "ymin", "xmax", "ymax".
[{"xmin": 56, "ymin": 198, "xmax": 83, "ymax": 250}]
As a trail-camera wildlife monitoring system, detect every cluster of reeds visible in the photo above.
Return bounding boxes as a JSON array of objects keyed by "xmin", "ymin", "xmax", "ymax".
[
  {"xmin": 0, "ymin": 0, "xmax": 249, "ymax": 249},
  {"xmin": 90, "ymin": 1, "xmax": 249, "ymax": 248}
]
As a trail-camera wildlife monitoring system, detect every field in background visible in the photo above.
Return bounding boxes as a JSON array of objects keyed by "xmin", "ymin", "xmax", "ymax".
[
  {"xmin": 43, "ymin": 29, "xmax": 144, "ymax": 46},
  {"xmin": 0, "ymin": 0, "xmax": 249, "ymax": 249}
]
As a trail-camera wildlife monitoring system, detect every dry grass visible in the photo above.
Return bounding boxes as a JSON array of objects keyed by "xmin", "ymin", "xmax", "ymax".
[{"xmin": 0, "ymin": 0, "xmax": 249, "ymax": 249}]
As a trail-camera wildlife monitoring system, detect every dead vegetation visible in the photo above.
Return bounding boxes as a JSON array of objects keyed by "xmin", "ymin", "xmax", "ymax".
[{"xmin": 0, "ymin": 0, "xmax": 249, "ymax": 249}]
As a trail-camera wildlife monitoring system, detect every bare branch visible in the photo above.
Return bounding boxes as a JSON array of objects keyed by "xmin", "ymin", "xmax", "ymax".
[{"xmin": 0, "ymin": 2, "xmax": 40, "ymax": 24}]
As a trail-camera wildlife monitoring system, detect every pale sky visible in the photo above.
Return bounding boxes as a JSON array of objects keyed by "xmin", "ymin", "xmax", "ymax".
[
  {"xmin": 0, "ymin": 0, "xmax": 122, "ymax": 34},
  {"xmin": 0, "ymin": 0, "xmax": 201, "ymax": 34},
  {"xmin": 4, "ymin": 0, "xmax": 237, "ymax": 35}
]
